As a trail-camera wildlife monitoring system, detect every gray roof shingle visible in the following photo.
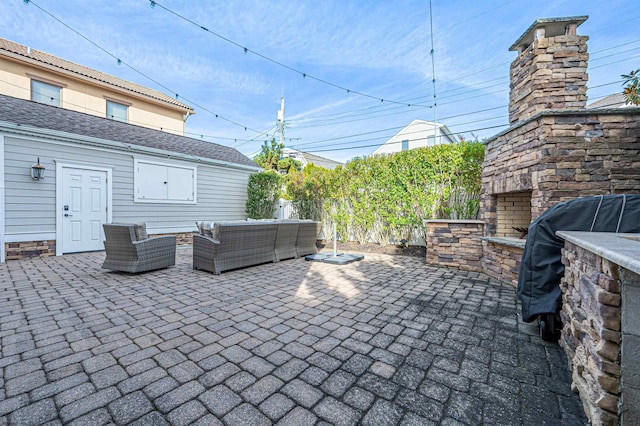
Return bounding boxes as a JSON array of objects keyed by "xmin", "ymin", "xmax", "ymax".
[{"xmin": 0, "ymin": 94, "xmax": 258, "ymax": 168}]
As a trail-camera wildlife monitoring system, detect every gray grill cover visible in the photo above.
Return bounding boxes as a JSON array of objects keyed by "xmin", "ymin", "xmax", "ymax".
[{"xmin": 517, "ymin": 194, "xmax": 640, "ymax": 322}]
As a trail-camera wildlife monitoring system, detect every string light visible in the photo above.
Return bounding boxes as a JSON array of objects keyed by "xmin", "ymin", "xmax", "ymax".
[{"xmin": 148, "ymin": 0, "xmax": 420, "ymax": 108}]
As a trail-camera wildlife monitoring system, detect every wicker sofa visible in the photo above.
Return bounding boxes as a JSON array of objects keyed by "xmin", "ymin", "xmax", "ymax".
[
  {"xmin": 296, "ymin": 220, "xmax": 323, "ymax": 257},
  {"xmin": 193, "ymin": 220, "xmax": 322, "ymax": 274},
  {"xmin": 102, "ymin": 223, "xmax": 176, "ymax": 273}
]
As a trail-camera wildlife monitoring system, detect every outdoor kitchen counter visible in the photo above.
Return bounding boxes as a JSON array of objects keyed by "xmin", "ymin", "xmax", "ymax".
[
  {"xmin": 556, "ymin": 231, "xmax": 640, "ymax": 275},
  {"xmin": 556, "ymin": 230, "xmax": 640, "ymax": 425}
]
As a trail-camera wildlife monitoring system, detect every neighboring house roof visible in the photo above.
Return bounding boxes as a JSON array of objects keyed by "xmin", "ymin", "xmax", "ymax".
[
  {"xmin": 0, "ymin": 94, "xmax": 256, "ymax": 168},
  {"xmin": 0, "ymin": 37, "xmax": 194, "ymax": 113},
  {"xmin": 372, "ymin": 119, "xmax": 457, "ymax": 155},
  {"xmin": 587, "ymin": 93, "xmax": 632, "ymax": 109},
  {"xmin": 281, "ymin": 148, "xmax": 342, "ymax": 170}
]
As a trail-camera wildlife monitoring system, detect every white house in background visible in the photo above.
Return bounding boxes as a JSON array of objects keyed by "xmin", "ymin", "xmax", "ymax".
[
  {"xmin": 587, "ymin": 93, "xmax": 633, "ymax": 109},
  {"xmin": 372, "ymin": 119, "xmax": 457, "ymax": 155},
  {"xmin": 281, "ymin": 148, "xmax": 342, "ymax": 170},
  {"xmin": 0, "ymin": 94, "xmax": 259, "ymax": 262}
]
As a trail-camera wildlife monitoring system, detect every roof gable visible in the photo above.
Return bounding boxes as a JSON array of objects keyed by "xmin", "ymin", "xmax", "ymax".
[
  {"xmin": 0, "ymin": 94, "xmax": 256, "ymax": 168},
  {"xmin": 0, "ymin": 37, "xmax": 193, "ymax": 113}
]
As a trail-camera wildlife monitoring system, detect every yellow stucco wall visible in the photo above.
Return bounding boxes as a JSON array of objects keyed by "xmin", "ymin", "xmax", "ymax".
[{"xmin": 0, "ymin": 56, "xmax": 186, "ymax": 135}]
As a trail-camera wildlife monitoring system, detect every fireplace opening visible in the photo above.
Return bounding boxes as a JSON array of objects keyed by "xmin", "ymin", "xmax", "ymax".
[{"xmin": 496, "ymin": 191, "xmax": 532, "ymax": 239}]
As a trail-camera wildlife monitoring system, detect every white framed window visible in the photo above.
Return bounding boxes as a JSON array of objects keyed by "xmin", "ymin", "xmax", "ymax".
[
  {"xmin": 134, "ymin": 159, "xmax": 197, "ymax": 204},
  {"xmin": 106, "ymin": 100, "xmax": 128, "ymax": 122},
  {"xmin": 31, "ymin": 80, "xmax": 61, "ymax": 106},
  {"xmin": 401, "ymin": 139, "xmax": 409, "ymax": 151}
]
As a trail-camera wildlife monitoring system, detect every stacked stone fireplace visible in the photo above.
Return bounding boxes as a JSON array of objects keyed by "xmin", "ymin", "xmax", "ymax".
[
  {"xmin": 425, "ymin": 15, "xmax": 640, "ymax": 424},
  {"xmin": 483, "ymin": 16, "xmax": 589, "ymax": 242},
  {"xmin": 478, "ymin": 16, "xmax": 640, "ymax": 285}
]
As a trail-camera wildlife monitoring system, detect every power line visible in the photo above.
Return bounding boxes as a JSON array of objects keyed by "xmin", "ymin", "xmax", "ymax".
[
  {"xmin": 288, "ymin": 76, "xmax": 509, "ymax": 126},
  {"xmin": 589, "ymin": 53, "xmax": 640, "ymax": 70},
  {"xmin": 23, "ymin": 0, "xmax": 263, "ymax": 135},
  {"xmin": 295, "ymin": 123, "xmax": 509, "ymax": 154},
  {"xmin": 291, "ymin": 75, "xmax": 628, "ymax": 152},
  {"xmin": 288, "ymin": 41, "xmax": 633, "ymax": 130},
  {"xmin": 20, "ymin": 0, "xmax": 638, "ymax": 154},
  {"xmin": 286, "ymin": 39, "xmax": 636, "ymax": 127},
  {"xmin": 590, "ymin": 38, "xmax": 640, "ymax": 55},
  {"xmin": 589, "ymin": 16, "xmax": 640, "ymax": 36},
  {"xmin": 148, "ymin": 0, "xmax": 423, "ymax": 109}
]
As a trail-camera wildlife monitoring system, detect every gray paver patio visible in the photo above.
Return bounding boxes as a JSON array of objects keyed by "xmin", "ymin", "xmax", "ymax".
[{"xmin": 0, "ymin": 247, "xmax": 588, "ymax": 425}]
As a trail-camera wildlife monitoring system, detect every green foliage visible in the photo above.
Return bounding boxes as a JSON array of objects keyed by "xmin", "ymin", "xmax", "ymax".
[
  {"xmin": 253, "ymin": 138, "xmax": 302, "ymax": 174},
  {"xmin": 284, "ymin": 142, "xmax": 484, "ymax": 244},
  {"xmin": 285, "ymin": 164, "xmax": 334, "ymax": 220},
  {"xmin": 245, "ymin": 171, "xmax": 282, "ymax": 219},
  {"xmin": 277, "ymin": 156, "xmax": 302, "ymax": 174},
  {"xmin": 253, "ymin": 138, "xmax": 283, "ymax": 171},
  {"xmin": 622, "ymin": 69, "xmax": 640, "ymax": 106}
]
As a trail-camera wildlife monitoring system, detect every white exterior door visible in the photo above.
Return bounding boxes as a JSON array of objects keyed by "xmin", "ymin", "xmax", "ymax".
[{"xmin": 61, "ymin": 167, "xmax": 108, "ymax": 253}]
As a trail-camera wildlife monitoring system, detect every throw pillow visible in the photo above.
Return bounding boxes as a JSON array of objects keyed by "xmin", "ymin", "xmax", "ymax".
[{"xmin": 133, "ymin": 222, "xmax": 148, "ymax": 240}]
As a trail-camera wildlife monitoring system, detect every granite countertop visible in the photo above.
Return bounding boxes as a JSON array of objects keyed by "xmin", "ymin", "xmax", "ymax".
[
  {"xmin": 556, "ymin": 231, "xmax": 640, "ymax": 275},
  {"xmin": 482, "ymin": 236, "xmax": 527, "ymax": 249}
]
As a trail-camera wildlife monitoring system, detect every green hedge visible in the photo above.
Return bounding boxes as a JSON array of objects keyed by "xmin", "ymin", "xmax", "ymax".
[
  {"xmin": 245, "ymin": 171, "xmax": 282, "ymax": 219},
  {"xmin": 285, "ymin": 142, "xmax": 484, "ymax": 244}
]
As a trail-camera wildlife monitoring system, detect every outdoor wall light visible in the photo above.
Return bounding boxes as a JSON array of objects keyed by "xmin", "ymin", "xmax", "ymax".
[{"xmin": 31, "ymin": 157, "xmax": 45, "ymax": 180}]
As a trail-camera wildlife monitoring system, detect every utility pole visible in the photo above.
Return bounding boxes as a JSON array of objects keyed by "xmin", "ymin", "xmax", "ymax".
[{"xmin": 277, "ymin": 96, "xmax": 285, "ymax": 147}]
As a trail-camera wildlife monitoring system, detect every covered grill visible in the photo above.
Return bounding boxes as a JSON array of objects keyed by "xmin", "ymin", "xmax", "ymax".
[{"xmin": 516, "ymin": 194, "xmax": 640, "ymax": 339}]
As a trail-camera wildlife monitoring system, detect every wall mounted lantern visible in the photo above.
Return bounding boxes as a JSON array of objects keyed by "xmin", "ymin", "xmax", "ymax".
[{"xmin": 31, "ymin": 157, "xmax": 45, "ymax": 181}]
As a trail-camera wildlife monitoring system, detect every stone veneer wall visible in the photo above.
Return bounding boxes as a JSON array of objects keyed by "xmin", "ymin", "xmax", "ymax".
[
  {"xmin": 5, "ymin": 240, "xmax": 56, "ymax": 260},
  {"xmin": 424, "ymin": 220, "xmax": 483, "ymax": 272},
  {"xmin": 481, "ymin": 240, "xmax": 523, "ymax": 287},
  {"xmin": 481, "ymin": 110, "xmax": 640, "ymax": 236},
  {"xmin": 4, "ymin": 232, "xmax": 193, "ymax": 260},
  {"xmin": 559, "ymin": 241, "xmax": 621, "ymax": 425},
  {"xmin": 151, "ymin": 232, "xmax": 193, "ymax": 246},
  {"xmin": 620, "ymin": 268, "xmax": 640, "ymax": 426},
  {"xmin": 509, "ymin": 33, "xmax": 588, "ymax": 124}
]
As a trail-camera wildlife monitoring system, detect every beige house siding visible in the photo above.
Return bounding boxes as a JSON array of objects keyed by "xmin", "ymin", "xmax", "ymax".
[{"xmin": 0, "ymin": 49, "xmax": 190, "ymax": 135}]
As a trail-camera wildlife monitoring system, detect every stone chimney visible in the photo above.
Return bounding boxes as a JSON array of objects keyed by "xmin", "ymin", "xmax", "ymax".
[{"xmin": 508, "ymin": 16, "xmax": 589, "ymax": 124}]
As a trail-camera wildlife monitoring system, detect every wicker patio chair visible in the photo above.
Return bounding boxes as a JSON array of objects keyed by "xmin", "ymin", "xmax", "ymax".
[{"xmin": 102, "ymin": 223, "xmax": 176, "ymax": 273}]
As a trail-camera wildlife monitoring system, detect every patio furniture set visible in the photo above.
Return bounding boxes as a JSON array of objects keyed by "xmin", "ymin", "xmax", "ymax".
[{"xmin": 101, "ymin": 220, "xmax": 322, "ymax": 274}]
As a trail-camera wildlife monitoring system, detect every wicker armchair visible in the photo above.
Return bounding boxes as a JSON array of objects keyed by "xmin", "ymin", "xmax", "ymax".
[{"xmin": 102, "ymin": 223, "xmax": 176, "ymax": 273}]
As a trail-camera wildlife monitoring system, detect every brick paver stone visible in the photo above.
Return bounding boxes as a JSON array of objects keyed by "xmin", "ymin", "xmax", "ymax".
[
  {"xmin": 258, "ymin": 393, "xmax": 296, "ymax": 421},
  {"xmin": 277, "ymin": 406, "xmax": 317, "ymax": 426},
  {"xmin": 198, "ymin": 385, "xmax": 242, "ymax": 417},
  {"xmin": 314, "ymin": 396, "xmax": 361, "ymax": 425},
  {"xmin": 222, "ymin": 403, "xmax": 270, "ymax": 426},
  {"xmin": 0, "ymin": 250, "xmax": 588, "ymax": 425},
  {"xmin": 166, "ymin": 400, "xmax": 208, "ymax": 426},
  {"xmin": 108, "ymin": 391, "xmax": 154, "ymax": 425},
  {"xmin": 361, "ymin": 399, "xmax": 404, "ymax": 426}
]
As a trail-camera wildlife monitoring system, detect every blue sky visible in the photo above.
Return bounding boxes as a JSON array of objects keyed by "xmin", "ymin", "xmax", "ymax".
[{"xmin": 1, "ymin": 0, "xmax": 638, "ymax": 163}]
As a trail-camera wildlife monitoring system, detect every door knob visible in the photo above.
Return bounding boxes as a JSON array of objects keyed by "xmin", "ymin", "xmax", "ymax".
[{"xmin": 64, "ymin": 214, "xmax": 73, "ymax": 217}]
